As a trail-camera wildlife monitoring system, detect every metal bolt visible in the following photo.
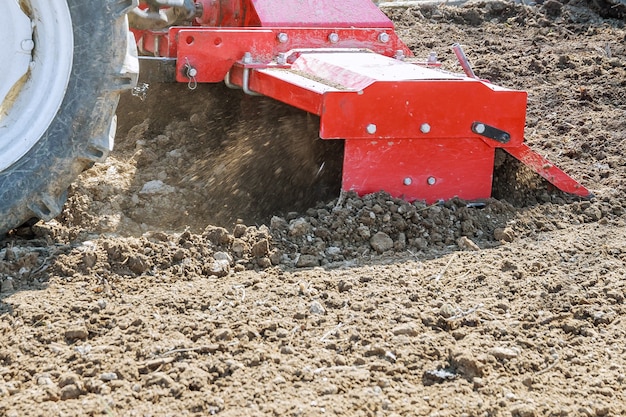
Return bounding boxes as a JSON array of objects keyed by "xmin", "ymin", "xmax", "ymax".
[
  {"xmin": 21, "ymin": 39, "xmax": 34, "ymax": 52},
  {"xmin": 420, "ymin": 123, "xmax": 431, "ymax": 134},
  {"xmin": 366, "ymin": 124, "xmax": 377, "ymax": 135},
  {"xmin": 186, "ymin": 66, "xmax": 198, "ymax": 78},
  {"xmin": 393, "ymin": 50, "xmax": 405, "ymax": 60},
  {"xmin": 427, "ymin": 176, "xmax": 437, "ymax": 186},
  {"xmin": 378, "ymin": 32, "xmax": 390, "ymax": 43},
  {"xmin": 328, "ymin": 33, "xmax": 339, "ymax": 43},
  {"xmin": 242, "ymin": 52, "xmax": 253, "ymax": 64},
  {"xmin": 427, "ymin": 51, "xmax": 438, "ymax": 64},
  {"xmin": 276, "ymin": 52, "xmax": 287, "ymax": 65},
  {"xmin": 277, "ymin": 32, "xmax": 289, "ymax": 43},
  {"xmin": 474, "ymin": 123, "xmax": 486, "ymax": 134},
  {"xmin": 403, "ymin": 177, "xmax": 412, "ymax": 186}
]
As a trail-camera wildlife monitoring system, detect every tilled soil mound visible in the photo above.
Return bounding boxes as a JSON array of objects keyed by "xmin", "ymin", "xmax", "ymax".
[{"xmin": 1, "ymin": 1, "xmax": 625, "ymax": 416}]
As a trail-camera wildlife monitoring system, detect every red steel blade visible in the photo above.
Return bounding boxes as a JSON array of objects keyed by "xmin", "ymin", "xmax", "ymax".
[{"xmin": 505, "ymin": 144, "xmax": 593, "ymax": 198}]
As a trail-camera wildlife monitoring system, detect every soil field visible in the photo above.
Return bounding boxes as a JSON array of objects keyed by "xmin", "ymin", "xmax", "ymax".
[{"xmin": 1, "ymin": 1, "xmax": 626, "ymax": 416}]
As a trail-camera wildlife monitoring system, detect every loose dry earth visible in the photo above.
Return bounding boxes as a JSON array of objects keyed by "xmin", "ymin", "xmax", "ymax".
[{"xmin": 1, "ymin": 1, "xmax": 626, "ymax": 416}]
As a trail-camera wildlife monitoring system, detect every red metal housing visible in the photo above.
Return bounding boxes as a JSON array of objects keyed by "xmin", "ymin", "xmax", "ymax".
[{"xmin": 132, "ymin": 0, "xmax": 591, "ymax": 202}]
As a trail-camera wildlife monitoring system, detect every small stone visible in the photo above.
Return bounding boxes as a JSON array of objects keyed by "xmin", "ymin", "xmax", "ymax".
[
  {"xmin": 511, "ymin": 404, "xmax": 536, "ymax": 417},
  {"xmin": 288, "ymin": 218, "xmax": 311, "ymax": 237},
  {"xmin": 450, "ymin": 352, "xmax": 483, "ymax": 379},
  {"xmin": 309, "ymin": 301, "xmax": 325, "ymax": 315},
  {"xmin": 58, "ymin": 373, "xmax": 81, "ymax": 388},
  {"xmin": 139, "ymin": 180, "xmax": 174, "ymax": 194},
  {"xmin": 370, "ymin": 232, "xmax": 393, "ymax": 253},
  {"xmin": 82, "ymin": 252, "xmax": 97, "ymax": 269},
  {"xmin": 100, "ymin": 373, "xmax": 118, "ymax": 382},
  {"xmin": 357, "ymin": 225, "xmax": 371, "ymax": 240},
  {"xmin": 326, "ymin": 246, "xmax": 341, "ymax": 256},
  {"xmin": 543, "ymin": 0, "xmax": 562, "ymax": 16},
  {"xmin": 457, "ymin": 236, "xmax": 480, "ymax": 251},
  {"xmin": 207, "ymin": 259, "xmax": 230, "ymax": 277},
  {"xmin": 318, "ymin": 384, "xmax": 339, "ymax": 395},
  {"xmin": 489, "ymin": 346, "xmax": 520, "ymax": 360},
  {"xmin": 297, "ymin": 254, "xmax": 319, "ymax": 268},
  {"xmin": 273, "ymin": 375, "xmax": 287, "ymax": 385},
  {"xmin": 584, "ymin": 206, "xmax": 602, "ymax": 221},
  {"xmin": 128, "ymin": 254, "xmax": 150, "ymax": 274},
  {"xmin": 270, "ymin": 216, "xmax": 288, "ymax": 231},
  {"xmin": 422, "ymin": 368, "xmax": 456, "ymax": 385},
  {"xmin": 439, "ymin": 303, "xmax": 457, "ymax": 319},
  {"xmin": 232, "ymin": 223, "xmax": 247, "ymax": 238},
  {"xmin": 231, "ymin": 239, "xmax": 249, "ymax": 257},
  {"xmin": 146, "ymin": 372, "xmax": 175, "ymax": 388},
  {"xmin": 65, "ymin": 326, "xmax": 89, "ymax": 341},
  {"xmin": 1, "ymin": 278, "xmax": 14, "ymax": 293},
  {"xmin": 594, "ymin": 405, "xmax": 610, "ymax": 416},
  {"xmin": 364, "ymin": 345, "xmax": 386, "ymax": 357},
  {"xmin": 251, "ymin": 239, "xmax": 270, "ymax": 257},
  {"xmin": 214, "ymin": 328, "xmax": 233, "ymax": 341},
  {"xmin": 257, "ymin": 257, "xmax": 272, "ymax": 268},
  {"xmin": 269, "ymin": 249, "xmax": 282, "ymax": 265},
  {"xmin": 37, "ymin": 375, "xmax": 53, "ymax": 386},
  {"xmin": 280, "ymin": 346, "xmax": 294, "ymax": 355},
  {"xmin": 392, "ymin": 324, "xmax": 419, "ymax": 337},
  {"xmin": 276, "ymin": 328, "xmax": 290, "ymax": 338},
  {"xmin": 494, "ymin": 227, "xmax": 515, "ymax": 242},
  {"xmin": 204, "ymin": 226, "xmax": 234, "ymax": 246},
  {"xmin": 60, "ymin": 384, "xmax": 82, "ymax": 400},
  {"xmin": 214, "ymin": 251, "xmax": 233, "ymax": 264},
  {"xmin": 473, "ymin": 377, "xmax": 485, "ymax": 388},
  {"xmin": 338, "ymin": 280, "xmax": 353, "ymax": 293}
]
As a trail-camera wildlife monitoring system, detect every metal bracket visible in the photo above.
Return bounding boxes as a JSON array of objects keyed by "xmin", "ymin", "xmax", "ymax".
[
  {"xmin": 472, "ymin": 122, "xmax": 511, "ymax": 144},
  {"xmin": 224, "ymin": 68, "xmax": 262, "ymax": 96}
]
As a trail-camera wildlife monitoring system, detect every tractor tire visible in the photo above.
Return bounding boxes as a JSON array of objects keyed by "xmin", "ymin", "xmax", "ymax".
[{"xmin": 0, "ymin": 0, "xmax": 138, "ymax": 237}]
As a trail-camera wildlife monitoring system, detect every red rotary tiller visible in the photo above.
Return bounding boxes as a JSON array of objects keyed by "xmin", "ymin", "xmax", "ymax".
[{"xmin": 130, "ymin": 0, "xmax": 591, "ymax": 203}]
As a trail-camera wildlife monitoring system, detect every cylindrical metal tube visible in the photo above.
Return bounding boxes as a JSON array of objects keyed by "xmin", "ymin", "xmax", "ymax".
[{"xmin": 452, "ymin": 43, "xmax": 478, "ymax": 79}]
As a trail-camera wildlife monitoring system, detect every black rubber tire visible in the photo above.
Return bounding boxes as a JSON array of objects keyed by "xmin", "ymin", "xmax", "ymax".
[{"xmin": 0, "ymin": 0, "xmax": 138, "ymax": 236}]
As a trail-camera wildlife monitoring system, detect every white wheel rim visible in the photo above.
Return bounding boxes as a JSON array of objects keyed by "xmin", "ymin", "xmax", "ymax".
[{"xmin": 0, "ymin": 0, "xmax": 74, "ymax": 171}]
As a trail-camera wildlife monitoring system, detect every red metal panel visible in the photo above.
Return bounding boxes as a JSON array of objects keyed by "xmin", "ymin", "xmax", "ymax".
[
  {"xmin": 320, "ymin": 80, "xmax": 526, "ymax": 144},
  {"xmin": 342, "ymin": 138, "xmax": 495, "ymax": 202},
  {"xmin": 505, "ymin": 144, "xmax": 592, "ymax": 197},
  {"xmin": 176, "ymin": 29, "xmax": 275, "ymax": 82},
  {"xmin": 247, "ymin": 0, "xmax": 394, "ymax": 28},
  {"xmin": 226, "ymin": 51, "xmax": 526, "ymax": 145},
  {"xmin": 247, "ymin": 68, "xmax": 329, "ymax": 114},
  {"xmin": 175, "ymin": 28, "xmax": 412, "ymax": 83}
]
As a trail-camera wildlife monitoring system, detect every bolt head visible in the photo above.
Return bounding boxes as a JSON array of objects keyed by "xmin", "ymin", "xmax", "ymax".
[
  {"xmin": 420, "ymin": 123, "xmax": 431, "ymax": 134},
  {"xmin": 366, "ymin": 124, "xmax": 377, "ymax": 135},
  {"xmin": 474, "ymin": 123, "xmax": 486, "ymax": 134},
  {"xmin": 21, "ymin": 39, "xmax": 34, "ymax": 52},
  {"xmin": 277, "ymin": 33, "xmax": 289, "ymax": 43},
  {"xmin": 403, "ymin": 177, "xmax": 412, "ymax": 186},
  {"xmin": 378, "ymin": 33, "xmax": 390, "ymax": 43},
  {"xmin": 427, "ymin": 176, "xmax": 437, "ymax": 186},
  {"xmin": 187, "ymin": 67, "xmax": 198, "ymax": 77},
  {"xmin": 328, "ymin": 33, "xmax": 339, "ymax": 43}
]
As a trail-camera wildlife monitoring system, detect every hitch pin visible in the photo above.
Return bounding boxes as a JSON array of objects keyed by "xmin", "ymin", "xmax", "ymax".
[
  {"xmin": 184, "ymin": 57, "xmax": 198, "ymax": 90},
  {"xmin": 452, "ymin": 43, "xmax": 478, "ymax": 79}
]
